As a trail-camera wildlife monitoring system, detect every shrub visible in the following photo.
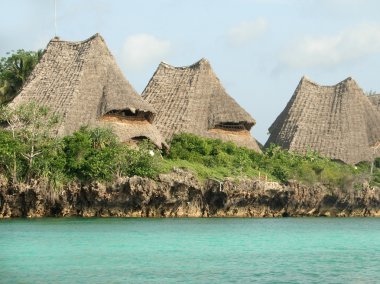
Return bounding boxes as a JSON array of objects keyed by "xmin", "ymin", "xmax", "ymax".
[
  {"xmin": 30, "ymin": 138, "xmax": 67, "ymax": 188},
  {"xmin": 271, "ymin": 164, "xmax": 290, "ymax": 183},
  {"xmin": 64, "ymin": 128, "xmax": 160, "ymax": 182},
  {"xmin": 166, "ymin": 134, "xmax": 368, "ymax": 186},
  {"xmin": 115, "ymin": 141, "xmax": 160, "ymax": 178},
  {"xmin": 168, "ymin": 133, "xmax": 214, "ymax": 161},
  {"xmin": 0, "ymin": 129, "xmax": 27, "ymax": 181},
  {"xmin": 63, "ymin": 127, "xmax": 119, "ymax": 182}
]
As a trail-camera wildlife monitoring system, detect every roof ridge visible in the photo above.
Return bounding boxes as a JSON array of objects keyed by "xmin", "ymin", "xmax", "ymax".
[
  {"xmin": 49, "ymin": 33, "xmax": 103, "ymax": 45},
  {"xmin": 159, "ymin": 58, "xmax": 209, "ymax": 70},
  {"xmin": 299, "ymin": 75, "xmax": 318, "ymax": 86},
  {"xmin": 299, "ymin": 75, "xmax": 358, "ymax": 89}
]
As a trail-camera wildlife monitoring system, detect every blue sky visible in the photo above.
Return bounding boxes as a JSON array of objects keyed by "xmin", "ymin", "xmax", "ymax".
[{"xmin": 2, "ymin": 0, "xmax": 380, "ymax": 143}]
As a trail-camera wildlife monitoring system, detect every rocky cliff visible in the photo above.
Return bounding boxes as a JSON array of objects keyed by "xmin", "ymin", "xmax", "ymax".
[{"xmin": 1, "ymin": 169, "xmax": 380, "ymax": 218}]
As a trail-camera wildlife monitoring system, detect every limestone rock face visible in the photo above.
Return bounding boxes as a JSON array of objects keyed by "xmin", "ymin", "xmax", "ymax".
[{"xmin": 1, "ymin": 170, "xmax": 380, "ymax": 218}]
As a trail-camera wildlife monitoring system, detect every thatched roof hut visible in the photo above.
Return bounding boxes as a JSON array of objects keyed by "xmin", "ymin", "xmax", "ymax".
[
  {"xmin": 265, "ymin": 76, "xmax": 380, "ymax": 164},
  {"xmin": 10, "ymin": 34, "xmax": 165, "ymax": 148},
  {"xmin": 141, "ymin": 59, "xmax": 261, "ymax": 152}
]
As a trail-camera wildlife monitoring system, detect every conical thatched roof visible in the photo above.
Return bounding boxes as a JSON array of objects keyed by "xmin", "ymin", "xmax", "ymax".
[
  {"xmin": 10, "ymin": 34, "xmax": 165, "ymax": 148},
  {"xmin": 368, "ymin": 94, "xmax": 380, "ymax": 111},
  {"xmin": 141, "ymin": 59, "xmax": 261, "ymax": 151},
  {"xmin": 265, "ymin": 76, "xmax": 380, "ymax": 164}
]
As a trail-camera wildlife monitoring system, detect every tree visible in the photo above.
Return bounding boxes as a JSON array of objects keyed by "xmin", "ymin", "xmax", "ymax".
[
  {"xmin": 0, "ymin": 49, "xmax": 43, "ymax": 104},
  {"xmin": 0, "ymin": 129, "xmax": 25, "ymax": 182},
  {"xmin": 0, "ymin": 102, "xmax": 60, "ymax": 182}
]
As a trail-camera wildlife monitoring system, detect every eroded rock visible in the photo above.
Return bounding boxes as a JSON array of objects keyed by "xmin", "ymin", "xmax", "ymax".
[{"xmin": 1, "ymin": 170, "xmax": 380, "ymax": 218}]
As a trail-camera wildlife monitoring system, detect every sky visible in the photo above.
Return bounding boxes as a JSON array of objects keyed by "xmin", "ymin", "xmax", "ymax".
[{"xmin": 2, "ymin": 0, "xmax": 380, "ymax": 144}]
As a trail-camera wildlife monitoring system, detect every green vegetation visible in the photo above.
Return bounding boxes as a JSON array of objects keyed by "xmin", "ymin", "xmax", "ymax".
[
  {"xmin": 0, "ymin": 102, "xmax": 61, "ymax": 184},
  {"xmin": 0, "ymin": 50, "xmax": 43, "ymax": 104},
  {"xmin": 162, "ymin": 133, "xmax": 373, "ymax": 188},
  {"xmin": 0, "ymin": 103, "xmax": 378, "ymax": 190},
  {"xmin": 0, "ymin": 103, "xmax": 160, "ymax": 188},
  {"xmin": 63, "ymin": 128, "xmax": 159, "ymax": 182}
]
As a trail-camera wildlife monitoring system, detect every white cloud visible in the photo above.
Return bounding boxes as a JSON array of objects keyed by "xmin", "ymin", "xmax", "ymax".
[
  {"xmin": 122, "ymin": 34, "xmax": 171, "ymax": 71},
  {"xmin": 227, "ymin": 18, "xmax": 268, "ymax": 46},
  {"xmin": 282, "ymin": 23, "xmax": 380, "ymax": 68}
]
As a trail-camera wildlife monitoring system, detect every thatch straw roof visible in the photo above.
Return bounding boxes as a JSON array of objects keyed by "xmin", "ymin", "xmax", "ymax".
[
  {"xmin": 368, "ymin": 94, "xmax": 380, "ymax": 111},
  {"xmin": 141, "ymin": 59, "xmax": 261, "ymax": 151},
  {"xmin": 265, "ymin": 76, "xmax": 380, "ymax": 164},
  {"xmin": 10, "ymin": 34, "xmax": 165, "ymax": 148}
]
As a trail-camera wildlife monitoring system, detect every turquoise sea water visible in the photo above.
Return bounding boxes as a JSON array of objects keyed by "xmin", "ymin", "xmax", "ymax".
[{"xmin": 0, "ymin": 218, "xmax": 379, "ymax": 284}]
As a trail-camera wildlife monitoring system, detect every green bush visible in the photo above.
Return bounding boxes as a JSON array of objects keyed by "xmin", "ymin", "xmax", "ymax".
[
  {"xmin": 115, "ymin": 141, "xmax": 160, "ymax": 178},
  {"xmin": 165, "ymin": 133, "xmax": 367, "ymax": 186},
  {"xmin": 0, "ymin": 129, "xmax": 27, "ymax": 181},
  {"xmin": 64, "ymin": 127, "xmax": 160, "ymax": 182},
  {"xmin": 374, "ymin": 158, "xmax": 380, "ymax": 169},
  {"xmin": 169, "ymin": 133, "xmax": 212, "ymax": 162},
  {"xmin": 63, "ymin": 127, "xmax": 119, "ymax": 182},
  {"xmin": 30, "ymin": 138, "xmax": 67, "ymax": 188}
]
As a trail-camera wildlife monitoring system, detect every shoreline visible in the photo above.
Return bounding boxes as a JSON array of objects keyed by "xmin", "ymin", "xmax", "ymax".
[{"xmin": 1, "ymin": 169, "xmax": 380, "ymax": 218}]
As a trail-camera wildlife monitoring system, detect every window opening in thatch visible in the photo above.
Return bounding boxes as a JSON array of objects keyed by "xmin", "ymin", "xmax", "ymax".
[
  {"xmin": 215, "ymin": 123, "xmax": 246, "ymax": 131},
  {"xmin": 103, "ymin": 109, "xmax": 150, "ymax": 121},
  {"xmin": 131, "ymin": 136, "xmax": 149, "ymax": 142}
]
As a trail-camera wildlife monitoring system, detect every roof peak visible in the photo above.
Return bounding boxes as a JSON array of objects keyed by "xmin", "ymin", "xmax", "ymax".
[
  {"xmin": 299, "ymin": 75, "xmax": 357, "ymax": 88},
  {"xmin": 49, "ymin": 33, "xmax": 103, "ymax": 44},
  {"xmin": 159, "ymin": 58, "xmax": 210, "ymax": 70}
]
